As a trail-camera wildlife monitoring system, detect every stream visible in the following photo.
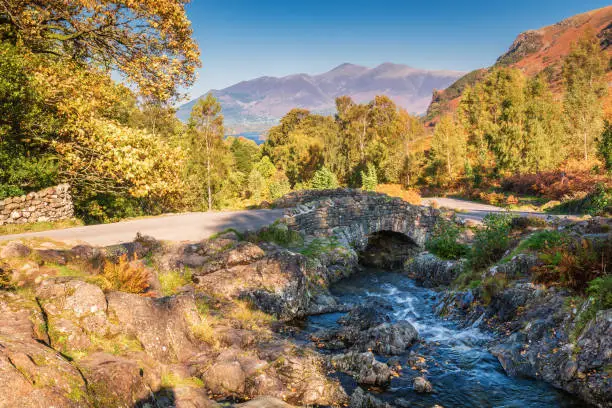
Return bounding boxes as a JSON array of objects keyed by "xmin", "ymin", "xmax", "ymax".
[{"xmin": 301, "ymin": 269, "xmax": 583, "ymax": 408}]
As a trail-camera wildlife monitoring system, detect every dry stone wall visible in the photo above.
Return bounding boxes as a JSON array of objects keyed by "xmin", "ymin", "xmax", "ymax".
[
  {"xmin": 0, "ymin": 184, "xmax": 74, "ymax": 225},
  {"xmin": 281, "ymin": 190, "xmax": 440, "ymax": 251}
]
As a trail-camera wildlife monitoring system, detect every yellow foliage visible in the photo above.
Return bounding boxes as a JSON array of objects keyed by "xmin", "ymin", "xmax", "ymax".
[{"xmin": 92, "ymin": 255, "xmax": 150, "ymax": 294}]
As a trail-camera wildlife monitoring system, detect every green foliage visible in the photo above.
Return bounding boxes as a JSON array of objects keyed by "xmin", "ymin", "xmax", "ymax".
[
  {"xmin": 469, "ymin": 213, "xmax": 513, "ymax": 270},
  {"xmin": 548, "ymin": 183, "xmax": 611, "ymax": 216},
  {"xmin": 360, "ymin": 163, "xmax": 378, "ymax": 191},
  {"xmin": 159, "ymin": 269, "xmax": 193, "ymax": 297},
  {"xmin": 587, "ymin": 276, "xmax": 612, "ymax": 311},
  {"xmin": 562, "ymin": 31, "xmax": 608, "ymax": 161},
  {"xmin": 299, "ymin": 237, "xmax": 341, "ymax": 259},
  {"xmin": 425, "ymin": 218, "xmax": 469, "ymax": 260},
  {"xmin": 481, "ymin": 273, "xmax": 509, "ymax": 304},
  {"xmin": 570, "ymin": 276, "xmax": 612, "ymax": 342},
  {"xmin": 598, "ymin": 120, "xmax": 612, "ymax": 171},
  {"xmin": 514, "ymin": 230, "xmax": 566, "ymax": 253},
  {"xmin": 230, "ymin": 137, "xmax": 261, "ymax": 175},
  {"xmin": 250, "ymin": 222, "xmax": 303, "ymax": 247},
  {"xmin": 187, "ymin": 93, "xmax": 229, "ymax": 211},
  {"xmin": 310, "ymin": 166, "xmax": 339, "ymax": 190},
  {"xmin": 431, "ymin": 115, "xmax": 467, "ymax": 183}
]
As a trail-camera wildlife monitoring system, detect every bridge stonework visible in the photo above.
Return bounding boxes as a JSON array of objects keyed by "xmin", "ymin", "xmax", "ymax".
[{"xmin": 280, "ymin": 190, "xmax": 440, "ymax": 251}]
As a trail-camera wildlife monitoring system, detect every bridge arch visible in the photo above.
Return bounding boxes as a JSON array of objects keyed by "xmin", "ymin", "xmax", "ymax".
[{"xmin": 281, "ymin": 189, "xmax": 440, "ymax": 258}]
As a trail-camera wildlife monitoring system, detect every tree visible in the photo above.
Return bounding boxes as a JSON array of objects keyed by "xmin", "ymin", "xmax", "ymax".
[
  {"xmin": 360, "ymin": 163, "xmax": 377, "ymax": 191},
  {"xmin": 188, "ymin": 94, "xmax": 226, "ymax": 211},
  {"xmin": 562, "ymin": 31, "xmax": 608, "ymax": 162},
  {"xmin": 523, "ymin": 75, "xmax": 564, "ymax": 171},
  {"xmin": 310, "ymin": 166, "xmax": 339, "ymax": 190},
  {"xmin": 599, "ymin": 120, "xmax": 612, "ymax": 171},
  {"xmin": 431, "ymin": 115, "xmax": 466, "ymax": 183},
  {"xmin": 263, "ymin": 109, "xmax": 331, "ymax": 185},
  {"xmin": 230, "ymin": 137, "xmax": 261, "ymax": 176},
  {"xmin": 0, "ymin": 0, "xmax": 200, "ymax": 101}
]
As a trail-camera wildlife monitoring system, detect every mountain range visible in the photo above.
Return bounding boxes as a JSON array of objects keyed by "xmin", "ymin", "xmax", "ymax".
[{"xmin": 177, "ymin": 63, "xmax": 464, "ymax": 128}]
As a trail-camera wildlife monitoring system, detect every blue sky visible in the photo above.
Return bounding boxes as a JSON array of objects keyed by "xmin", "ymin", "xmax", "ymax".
[{"xmin": 185, "ymin": 0, "xmax": 610, "ymax": 99}]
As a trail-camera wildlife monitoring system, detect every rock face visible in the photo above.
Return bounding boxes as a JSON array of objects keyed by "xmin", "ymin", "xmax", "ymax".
[
  {"xmin": 313, "ymin": 301, "xmax": 418, "ymax": 356},
  {"xmin": 405, "ymin": 252, "xmax": 463, "ymax": 287},
  {"xmin": 330, "ymin": 352, "xmax": 393, "ymax": 385},
  {"xmin": 349, "ymin": 387, "xmax": 395, "ymax": 408},
  {"xmin": 413, "ymin": 376, "xmax": 433, "ymax": 393},
  {"xmin": 438, "ymin": 280, "xmax": 612, "ymax": 408},
  {"xmin": 194, "ymin": 248, "xmax": 330, "ymax": 320},
  {"xmin": 0, "ymin": 184, "xmax": 73, "ymax": 226}
]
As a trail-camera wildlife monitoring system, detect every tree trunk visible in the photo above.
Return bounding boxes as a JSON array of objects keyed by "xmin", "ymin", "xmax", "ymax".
[{"xmin": 206, "ymin": 134, "xmax": 212, "ymax": 211}]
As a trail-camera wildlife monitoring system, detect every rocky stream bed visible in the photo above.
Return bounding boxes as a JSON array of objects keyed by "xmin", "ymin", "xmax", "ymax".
[{"xmin": 0, "ymin": 192, "xmax": 610, "ymax": 407}]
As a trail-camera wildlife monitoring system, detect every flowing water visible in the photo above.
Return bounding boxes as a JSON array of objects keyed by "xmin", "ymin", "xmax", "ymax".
[{"xmin": 303, "ymin": 270, "xmax": 583, "ymax": 408}]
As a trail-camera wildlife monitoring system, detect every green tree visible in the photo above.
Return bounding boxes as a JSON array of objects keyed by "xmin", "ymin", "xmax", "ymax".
[
  {"xmin": 431, "ymin": 116, "xmax": 466, "ymax": 183},
  {"xmin": 247, "ymin": 169, "xmax": 266, "ymax": 202},
  {"xmin": 599, "ymin": 120, "xmax": 612, "ymax": 171},
  {"xmin": 524, "ymin": 75, "xmax": 564, "ymax": 171},
  {"xmin": 230, "ymin": 137, "xmax": 261, "ymax": 175},
  {"xmin": 562, "ymin": 31, "xmax": 608, "ymax": 162},
  {"xmin": 360, "ymin": 163, "xmax": 378, "ymax": 191},
  {"xmin": 310, "ymin": 166, "xmax": 339, "ymax": 190},
  {"xmin": 188, "ymin": 94, "xmax": 228, "ymax": 211}
]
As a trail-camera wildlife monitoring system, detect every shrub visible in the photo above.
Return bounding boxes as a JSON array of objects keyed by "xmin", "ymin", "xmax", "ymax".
[
  {"xmin": 481, "ymin": 273, "xmax": 509, "ymax": 304},
  {"xmin": 92, "ymin": 254, "xmax": 150, "ymax": 294},
  {"xmin": 548, "ymin": 183, "xmax": 611, "ymax": 216},
  {"xmin": 532, "ymin": 237, "xmax": 611, "ymax": 292},
  {"xmin": 310, "ymin": 166, "xmax": 339, "ymax": 190},
  {"xmin": 510, "ymin": 216, "xmax": 548, "ymax": 230},
  {"xmin": 468, "ymin": 213, "xmax": 513, "ymax": 270},
  {"xmin": 360, "ymin": 163, "xmax": 378, "ymax": 191},
  {"xmin": 0, "ymin": 265, "xmax": 14, "ymax": 290},
  {"xmin": 425, "ymin": 218, "xmax": 469, "ymax": 260}
]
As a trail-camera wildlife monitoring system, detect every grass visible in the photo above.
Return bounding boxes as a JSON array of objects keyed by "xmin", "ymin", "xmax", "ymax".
[
  {"xmin": 229, "ymin": 300, "xmax": 276, "ymax": 330},
  {"xmin": 161, "ymin": 372, "xmax": 204, "ymax": 389},
  {"xmin": 208, "ymin": 228, "xmax": 244, "ymax": 240},
  {"xmin": 0, "ymin": 218, "xmax": 84, "ymax": 236},
  {"xmin": 501, "ymin": 230, "xmax": 567, "ymax": 263},
  {"xmin": 190, "ymin": 319, "xmax": 219, "ymax": 348},
  {"xmin": 299, "ymin": 237, "xmax": 340, "ymax": 259},
  {"xmin": 159, "ymin": 269, "xmax": 192, "ymax": 296},
  {"xmin": 249, "ymin": 221, "xmax": 303, "ymax": 247}
]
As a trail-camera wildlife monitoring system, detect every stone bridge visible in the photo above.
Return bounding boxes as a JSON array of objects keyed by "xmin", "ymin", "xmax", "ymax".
[{"xmin": 279, "ymin": 189, "xmax": 440, "ymax": 254}]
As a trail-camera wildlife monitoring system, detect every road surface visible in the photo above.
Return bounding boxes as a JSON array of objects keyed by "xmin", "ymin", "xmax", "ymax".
[
  {"xmin": 0, "ymin": 198, "xmax": 577, "ymax": 247},
  {"xmin": 421, "ymin": 197, "xmax": 577, "ymax": 223},
  {"xmin": 0, "ymin": 209, "xmax": 285, "ymax": 246}
]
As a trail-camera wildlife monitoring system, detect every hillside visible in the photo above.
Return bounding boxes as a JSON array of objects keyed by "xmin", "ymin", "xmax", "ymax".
[
  {"xmin": 178, "ymin": 63, "xmax": 464, "ymax": 125},
  {"xmin": 426, "ymin": 5, "xmax": 612, "ymax": 123}
]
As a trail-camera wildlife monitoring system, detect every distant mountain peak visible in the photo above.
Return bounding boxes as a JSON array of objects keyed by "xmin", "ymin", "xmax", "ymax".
[{"xmin": 178, "ymin": 62, "xmax": 465, "ymax": 125}]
